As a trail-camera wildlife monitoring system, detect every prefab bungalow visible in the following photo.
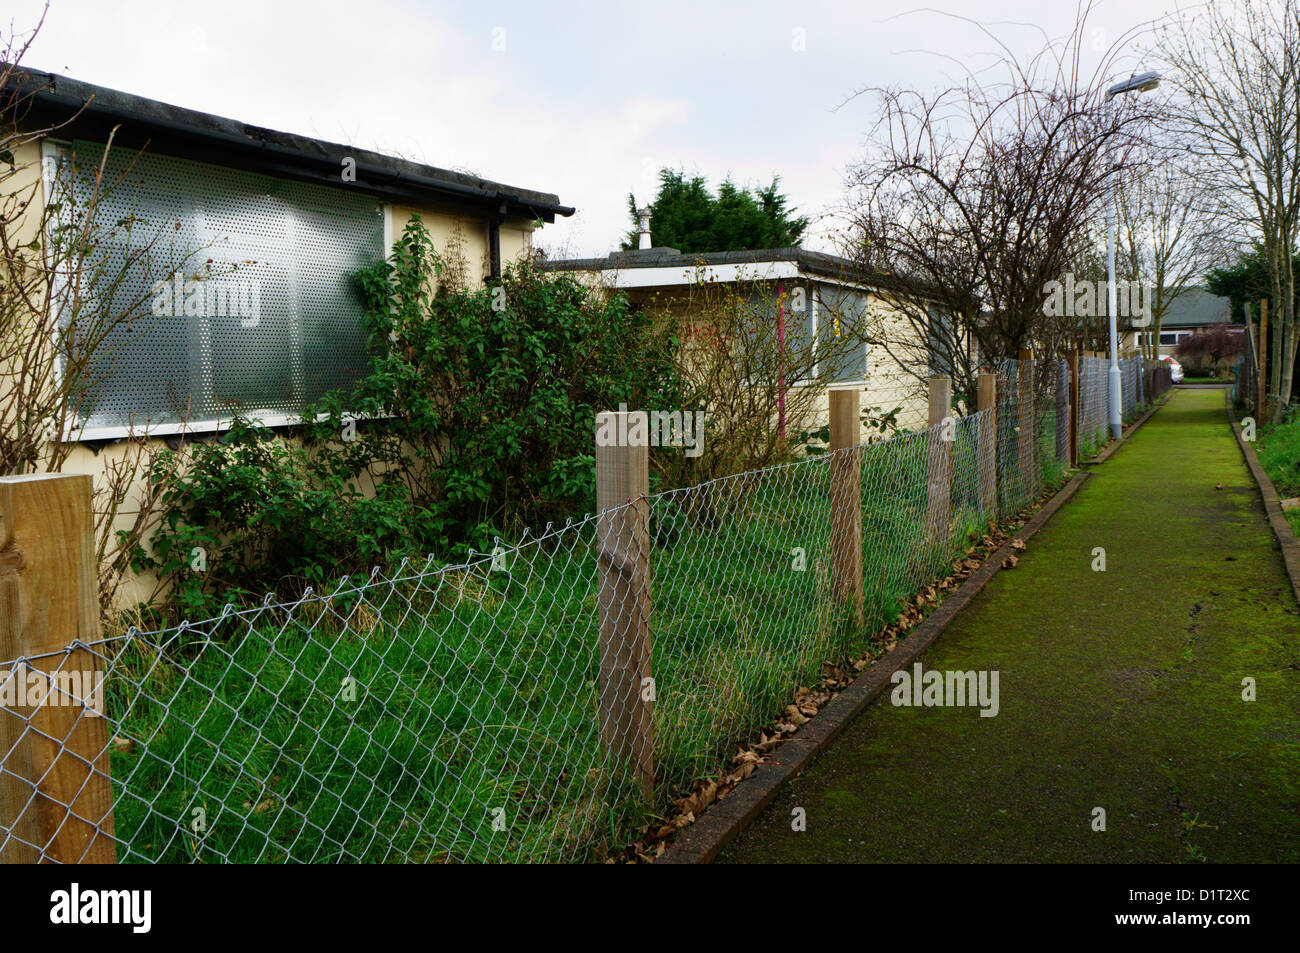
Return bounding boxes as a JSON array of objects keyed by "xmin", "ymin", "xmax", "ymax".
[
  {"xmin": 545, "ymin": 243, "xmax": 954, "ymax": 437},
  {"xmin": 2, "ymin": 66, "xmax": 571, "ymax": 602}
]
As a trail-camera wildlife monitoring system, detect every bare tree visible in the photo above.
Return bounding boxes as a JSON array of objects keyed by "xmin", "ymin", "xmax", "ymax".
[
  {"xmin": 838, "ymin": 2, "xmax": 1160, "ymax": 395},
  {"xmin": 1157, "ymin": 0, "xmax": 1300, "ymax": 419},
  {"xmin": 1115, "ymin": 147, "xmax": 1231, "ymax": 361}
]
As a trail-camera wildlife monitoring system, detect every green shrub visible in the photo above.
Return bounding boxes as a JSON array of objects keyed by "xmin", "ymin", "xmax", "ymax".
[{"xmin": 135, "ymin": 216, "xmax": 683, "ymax": 614}]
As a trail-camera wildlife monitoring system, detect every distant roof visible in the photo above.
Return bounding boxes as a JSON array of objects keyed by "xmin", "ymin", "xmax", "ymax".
[
  {"xmin": 9, "ymin": 66, "xmax": 574, "ymax": 222},
  {"xmin": 1162, "ymin": 287, "xmax": 1233, "ymax": 327}
]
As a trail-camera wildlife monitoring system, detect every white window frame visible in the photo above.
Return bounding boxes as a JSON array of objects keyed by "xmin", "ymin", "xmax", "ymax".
[{"xmin": 798, "ymin": 281, "xmax": 870, "ymax": 388}]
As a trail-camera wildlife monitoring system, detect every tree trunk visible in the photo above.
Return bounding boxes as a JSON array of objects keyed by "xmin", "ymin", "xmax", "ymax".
[{"xmin": 1279, "ymin": 265, "xmax": 1298, "ymax": 420}]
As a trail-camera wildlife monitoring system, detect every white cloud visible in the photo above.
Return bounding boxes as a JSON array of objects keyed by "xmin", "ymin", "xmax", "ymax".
[{"xmin": 7, "ymin": 0, "xmax": 1184, "ymax": 257}]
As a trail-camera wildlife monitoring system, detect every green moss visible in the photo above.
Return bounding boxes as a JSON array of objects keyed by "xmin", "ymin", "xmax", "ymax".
[{"xmin": 719, "ymin": 389, "xmax": 1300, "ymax": 863}]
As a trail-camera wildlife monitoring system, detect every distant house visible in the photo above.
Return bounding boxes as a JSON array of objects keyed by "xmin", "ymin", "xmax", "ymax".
[
  {"xmin": 544, "ymin": 243, "xmax": 951, "ymax": 433},
  {"xmin": 1142, "ymin": 287, "xmax": 1234, "ymax": 357}
]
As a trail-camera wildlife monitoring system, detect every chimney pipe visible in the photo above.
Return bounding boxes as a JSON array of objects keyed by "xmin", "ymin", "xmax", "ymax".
[{"xmin": 636, "ymin": 206, "xmax": 652, "ymax": 250}]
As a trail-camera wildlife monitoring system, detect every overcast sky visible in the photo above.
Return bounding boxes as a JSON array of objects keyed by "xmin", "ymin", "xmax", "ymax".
[{"xmin": 8, "ymin": 0, "xmax": 1198, "ymax": 258}]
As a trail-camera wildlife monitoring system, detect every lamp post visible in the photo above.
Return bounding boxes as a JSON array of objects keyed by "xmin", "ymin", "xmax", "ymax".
[{"xmin": 1104, "ymin": 70, "xmax": 1161, "ymax": 439}]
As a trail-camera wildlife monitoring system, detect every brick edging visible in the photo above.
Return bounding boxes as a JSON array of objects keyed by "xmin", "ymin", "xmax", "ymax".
[
  {"xmin": 657, "ymin": 389, "xmax": 1173, "ymax": 864},
  {"xmin": 1224, "ymin": 392, "xmax": 1300, "ymax": 606}
]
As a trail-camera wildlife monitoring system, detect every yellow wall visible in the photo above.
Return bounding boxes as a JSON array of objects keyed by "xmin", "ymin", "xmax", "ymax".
[{"xmin": 389, "ymin": 204, "xmax": 532, "ymax": 285}]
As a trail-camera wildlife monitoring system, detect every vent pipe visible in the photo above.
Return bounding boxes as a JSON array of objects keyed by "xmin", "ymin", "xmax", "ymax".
[{"xmin": 636, "ymin": 206, "xmax": 652, "ymax": 250}]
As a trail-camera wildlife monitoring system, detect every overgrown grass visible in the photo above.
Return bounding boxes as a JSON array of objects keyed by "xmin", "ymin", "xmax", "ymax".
[
  {"xmin": 1256, "ymin": 411, "xmax": 1300, "ymax": 536},
  {"xmin": 102, "ymin": 422, "xmax": 1070, "ymax": 864}
]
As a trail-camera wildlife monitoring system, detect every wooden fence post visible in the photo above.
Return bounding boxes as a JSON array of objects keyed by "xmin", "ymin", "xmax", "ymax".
[
  {"xmin": 1244, "ymin": 302, "xmax": 1257, "ymax": 414},
  {"xmin": 1017, "ymin": 349, "xmax": 1035, "ymax": 496},
  {"xmin": 1067, "ymin": 349, "xmax": 1080, "ymax": 466},
  {"xmin": 926, "ymin": 376, "xmax": 952, "ymax": 546},
  {"xmin": 1269, "ymin": 296, "xmax": 1282, "ymax": 420},
  {"xmin": 595, "ymin": 412, "xmax": 654, "ymax": 802},
  {"xmin": 977, "ymin": 372, "xmax": 997, "ymax": 518},
  {"xmin": 0, "ymin": 474, "xmax": 115, "ymax": 864},
  {"xmin": 829, "ymin": 389, "xmax": 863, "ymax": 627}
]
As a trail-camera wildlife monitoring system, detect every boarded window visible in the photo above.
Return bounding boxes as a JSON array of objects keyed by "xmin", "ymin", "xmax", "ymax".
[{"xmin": 55, "ymin": 141, "xmax": 384, "ymax": 435}]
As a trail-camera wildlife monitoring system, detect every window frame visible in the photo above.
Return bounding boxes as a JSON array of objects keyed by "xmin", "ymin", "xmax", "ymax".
[{"xmin": 796, "ymin": 281, "xmax": 871, "ymax": 388}]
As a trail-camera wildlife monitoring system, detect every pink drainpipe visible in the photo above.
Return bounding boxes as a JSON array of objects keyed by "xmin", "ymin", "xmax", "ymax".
[{"xmin": 777, "ymin": 280, "xmax": 787, "ymax": 439}]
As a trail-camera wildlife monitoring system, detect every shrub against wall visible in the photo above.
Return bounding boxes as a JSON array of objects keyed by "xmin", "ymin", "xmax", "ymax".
[
  {"xmin": 136, "ymin": 215, "xmax": 682, "ymax": 613},
  {"xmin": 1174, "ymin": 322, "xmax": 1244, "ymax": 376}
]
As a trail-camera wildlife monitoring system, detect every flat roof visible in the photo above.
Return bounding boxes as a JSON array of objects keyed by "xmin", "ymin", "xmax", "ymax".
[
  {"xmin": 9, "ymin": 66, "xmax": 574, "ymax": 223},
  {"xmin": 545, "ymin": 246, "xmax": 869, "ymax": 285}
]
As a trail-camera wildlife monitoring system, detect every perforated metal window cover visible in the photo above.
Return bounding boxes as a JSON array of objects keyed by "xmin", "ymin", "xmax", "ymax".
[{"xmin": 62, "ymin": 141, "xmax": 384, "ymax": 437}]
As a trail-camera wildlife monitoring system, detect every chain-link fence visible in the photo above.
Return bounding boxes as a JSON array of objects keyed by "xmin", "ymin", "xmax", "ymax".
[
  {"xmin": 992, "ymin": 358, "xmax": 1068, "ymax": 516},
  {"xmin": 1075, "ymin": 354, "xmax": 1170, "ymax": 457},
  {"xmin": 1233, "ymin": 326, "xmax": 1260, "ymax": 412},
  {"xmin": 0, "ymin": 355, "xmax": 1119, "ymax": 865},
  {"xmin": 1077, "ymin": 355, "xmax": 1109, "ymax": 455}
]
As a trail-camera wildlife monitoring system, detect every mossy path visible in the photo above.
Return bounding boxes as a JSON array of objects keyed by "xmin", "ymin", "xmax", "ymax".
[{"xmin": 720, "ymin": 388, "xmax": 1300, "ymax": 863}]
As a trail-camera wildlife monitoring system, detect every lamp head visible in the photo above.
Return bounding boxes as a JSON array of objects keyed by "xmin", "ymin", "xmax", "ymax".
[{"xmin": 1107, "ymin": 70, "xmax": 1162, "ymax": 99}]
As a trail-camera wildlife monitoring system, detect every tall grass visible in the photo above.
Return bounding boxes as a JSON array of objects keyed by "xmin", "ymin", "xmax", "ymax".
[{"xmin": 1257, "ymin": 412, "xmax": 1300, "ymax": 536}]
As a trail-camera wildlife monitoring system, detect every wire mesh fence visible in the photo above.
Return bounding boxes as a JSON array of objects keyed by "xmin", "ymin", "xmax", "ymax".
[
  {"xmin": 0, "ymin": 352, "xmax": 1145, "ymax": 865},
  {"xmin": 1075, "ymin": 354, "xmax": 1170, "ymax": 457},
  {"xmin": 1233, "ymin": 325, "xmax": 1260, "ymax": 412},
  {"xmin": 1077, "ymin": 355, "xmax": 1109, "ymax": 454}
]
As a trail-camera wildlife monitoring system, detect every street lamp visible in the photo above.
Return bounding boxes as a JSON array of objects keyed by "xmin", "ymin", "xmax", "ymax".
[{"xmin": 1104, "ymin": 70, "xmax": 1161, "ymax": 439}]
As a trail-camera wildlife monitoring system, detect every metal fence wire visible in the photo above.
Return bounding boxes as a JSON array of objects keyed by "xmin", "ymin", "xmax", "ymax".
[
  {"xmin": 0, "ymin": 353, "xmax": 1162, "ymax": 865},
  {"xmin": 1233, "ymin": 326, "xmax": 1260, "ymax": 412}
]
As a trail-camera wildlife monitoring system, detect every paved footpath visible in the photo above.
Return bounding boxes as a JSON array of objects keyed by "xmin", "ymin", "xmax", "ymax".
[{"xmin": 721, "ymin": 388, "xmax": 1300, "ymax": 863}]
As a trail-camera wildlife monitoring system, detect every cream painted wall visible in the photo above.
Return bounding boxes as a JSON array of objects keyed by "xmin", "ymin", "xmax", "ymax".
[
  {"xmin": 389, "ymin": 205, "xmax": 533, "ymax": 285},
  {"xmin": 579, "ymin": 272, "xmax": 935, "ymax": 445}
]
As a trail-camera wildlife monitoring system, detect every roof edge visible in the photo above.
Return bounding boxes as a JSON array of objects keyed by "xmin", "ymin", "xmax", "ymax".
[{"xmin": 8, "ymin": 65, "xmax": 575, "ymax": 222}]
